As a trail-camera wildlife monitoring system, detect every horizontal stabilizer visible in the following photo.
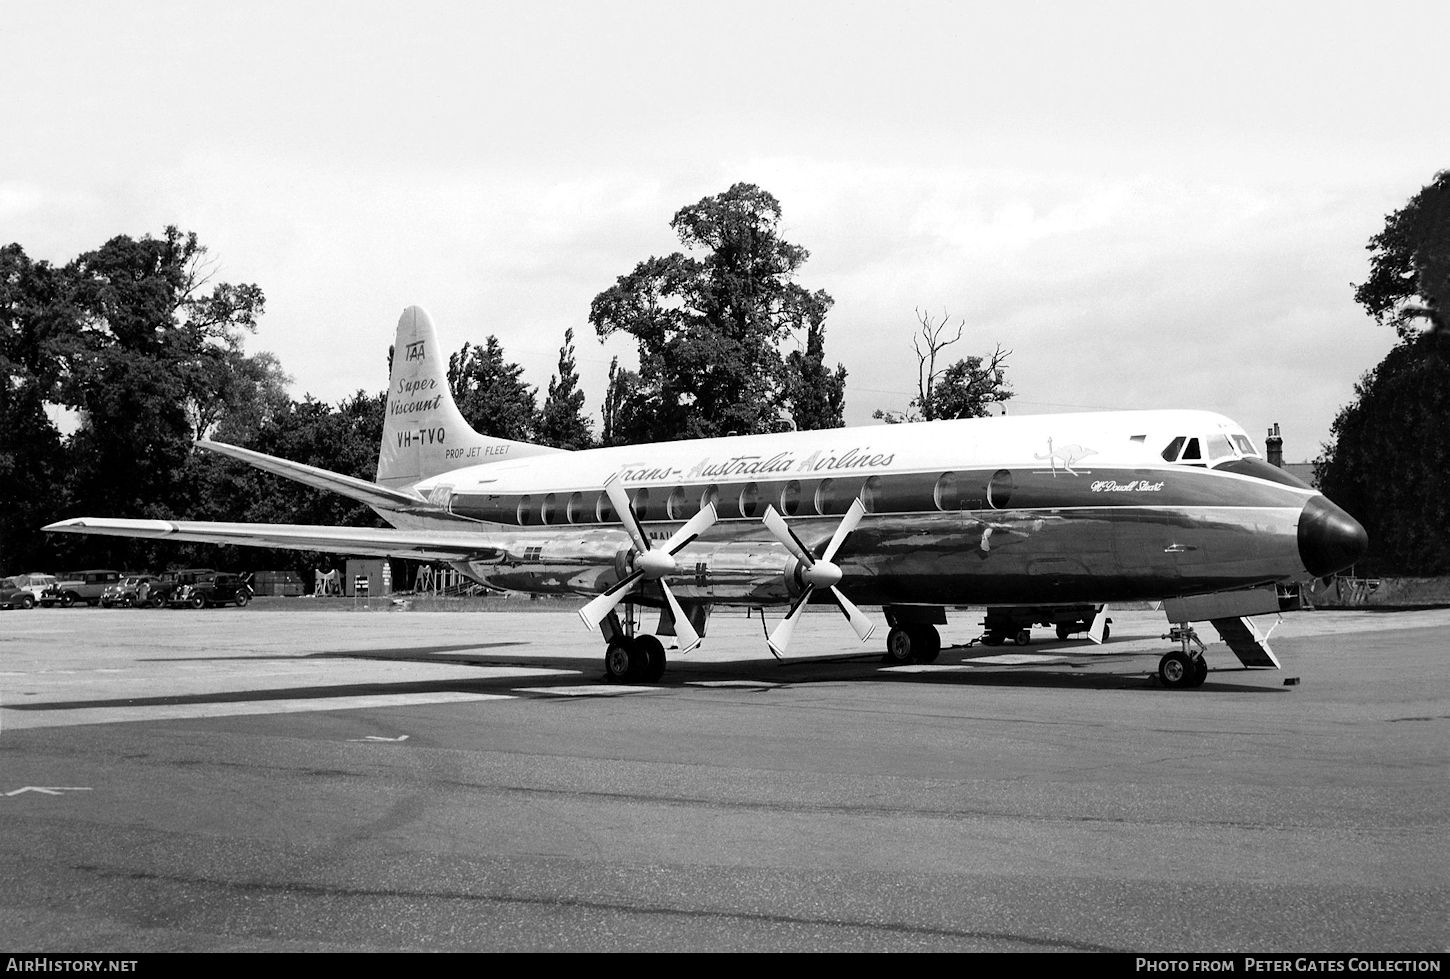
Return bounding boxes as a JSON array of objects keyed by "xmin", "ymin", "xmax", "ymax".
[
  {"xmin": 44, "ymin": 517, "xmax": 499, "ymax": 562},
  {"xmin": 1209, "ymin": 616, "xmax": 1281, "ymax": 669},
  {"xmin": 197, "ymin": 439, "xmax": 425, "ymax": 510}
]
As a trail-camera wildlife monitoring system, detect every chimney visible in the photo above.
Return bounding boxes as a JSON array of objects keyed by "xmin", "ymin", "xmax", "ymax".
[{"xmin": 1266, "ymin": 423, "xmax": 1283, "ymax": 468}]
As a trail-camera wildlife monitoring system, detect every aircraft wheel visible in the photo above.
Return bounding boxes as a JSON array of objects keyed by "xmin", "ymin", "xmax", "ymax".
[
  {"xmin": 908, "ymin": 625, "xmax": 941, "ymax": 663},
  {"xmin": 982, "ymin": 633, "xmax": 1005, "ymax": 647},
  {"xmin": 1158, "ymin": 650, "xmax": 1196, "ymax": 689},
  {"xmin": 1014, "ymin": 629, "xmax": 1031, "ymax": 646},
  {"xmin": 1190, "ymin": 656, "xmax": 1209, "ymax": 687},
  {"xmin": 636, "ymin": 634, "xmax": 666, "ymax": 683},
  {"xmin": 1056, "ymin": 623, "xmax": 1073, "ymax": 640},
  {"xmin": 883, "ymin": 627, "xmax": 915, "ymax": 663},
  {"xmin": 1102, "ymin": 623, "xmax": 1111, "ymax": 642},
  {"xmin": 604, "ymin": 639, "xmax": 646, "ymax": 682}
]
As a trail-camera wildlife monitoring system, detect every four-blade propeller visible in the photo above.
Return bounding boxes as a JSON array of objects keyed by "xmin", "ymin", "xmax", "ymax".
[
  {"xmin": 576, "ymin": 477, "xmax": 717, "ymax": 653},
  {"xmin": 760, "ymin": 499, "xmax": 876, "ymax": 658}
]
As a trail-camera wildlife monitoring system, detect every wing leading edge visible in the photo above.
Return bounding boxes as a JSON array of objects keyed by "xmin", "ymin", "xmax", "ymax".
[{"xmin": 42, "ymin": 517, "xmax": 503, "ymax": 563}]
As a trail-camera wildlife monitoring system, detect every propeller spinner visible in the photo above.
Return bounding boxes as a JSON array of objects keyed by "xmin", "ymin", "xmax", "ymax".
[
  {"xmin": 760, "ymin": 499, "xmax": 876, "ymax": 657},
  {"xmin": 577, "ymin": 477, "xmax": 717, "ymax": 653}
]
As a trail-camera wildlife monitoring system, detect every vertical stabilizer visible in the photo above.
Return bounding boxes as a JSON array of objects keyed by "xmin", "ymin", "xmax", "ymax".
[{"xmin": 377, "ymin": 306, "xmax": 560, "ymax": 490}]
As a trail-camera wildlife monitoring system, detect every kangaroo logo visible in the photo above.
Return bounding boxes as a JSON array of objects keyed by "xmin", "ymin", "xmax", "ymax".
[{"xmin": 1035, "ymin": 437, "xmax": 1096, "ymax": 476}]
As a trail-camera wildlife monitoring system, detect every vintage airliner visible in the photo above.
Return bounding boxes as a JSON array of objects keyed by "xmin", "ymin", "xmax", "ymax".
[{"xmin": 46, "ymin": 306, "xmax": 1368, "ymax": 689}]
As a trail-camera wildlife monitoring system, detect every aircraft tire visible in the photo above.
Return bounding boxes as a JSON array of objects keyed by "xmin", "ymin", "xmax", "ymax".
[
  {"xmin": 1056, "ymin": 623, "xmax": 1073, "ymax": 640},
  {"xmin": 1158, "ymin": 650, "xmax": 1196, "ymax": 689},
  {"xmin": 1014, "ymin": 629, "xmax": 1031, "ymax": 646},
  {"xmin": 636, "ymin": 635, "xmax": 666, "ymax": 683},
  {"xmin": 1190, "ymin": 656, "xmax": 1209, "ymax": 687},
  {"xmin": 884, "ymin": 627, "xmax": 915, "ymax": 663},
  {"xmin": 908, "ymin": 625, "xmax": 941, "ymax": 663},
  {"xmin": 604, "ymin": 640, "xmax": 636, "ymax": 682}
]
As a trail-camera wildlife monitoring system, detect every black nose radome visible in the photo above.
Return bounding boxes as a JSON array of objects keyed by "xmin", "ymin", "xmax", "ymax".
[{"xmin": 1298, "ymin": 495, "xmax": 1369, "ymax": 578}]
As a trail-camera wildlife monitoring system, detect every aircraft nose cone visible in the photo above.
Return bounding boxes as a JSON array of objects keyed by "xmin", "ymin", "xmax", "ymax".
[{"xmin": 1298, "ymin": 495, "xmax": 1368, "ymax": 578}]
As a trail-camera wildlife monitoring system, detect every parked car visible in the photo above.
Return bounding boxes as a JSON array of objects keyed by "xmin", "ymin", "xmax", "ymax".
[
  {"xmin": 1, "ymin": 576, "xmax": 38, "ymax": 609},
  {"xmin": 101, "ymin": 574, "xmax": 163, "ymax": 608},
  {"xmin": 147, "ymin": 569, "xmax": 216, "ymax": 608},
  {"xmin": 10, "ymin": 573, "xmax": 57, "ymax": 606},
  {"xmin": 171, "ymin": 572, "xmax": 252, "ymax": 608},
  {"xmin": 52, "ymin": 570, "xmax": 122, "ymax": 607}
]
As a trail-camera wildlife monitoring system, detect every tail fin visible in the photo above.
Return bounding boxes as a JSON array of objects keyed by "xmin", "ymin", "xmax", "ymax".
[{"xmin": 377, "ymin": 306, "xmax": 561, "ymax": 489}]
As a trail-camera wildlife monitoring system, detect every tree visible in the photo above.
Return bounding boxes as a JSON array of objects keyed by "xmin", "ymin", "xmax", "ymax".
[
  {"xmin": 1316, "ymin": 342, "xmax": 1450, "ymax": 575},
  {"xmin": 1354, "ymin": 170, "xmax": 1450, "ymax": 359},
  {"xmin": 1318, "ymin": 172, "xmax": 1450, "ymax": 575},
  {"xmin": 589, "ymin": 183, "xmax": 846, "ymax": 442},
  {"xmin": 3, "ymin": 227, "xmax": 265, "ymax": 571},
  {"xmin": 447, "ymin": 337, "xmax": 537, "ymax": 442},
  {"xmin": 536, "ymin": 328, "xmax": 593, "ymax": 449},
  {"xmin": 873, "ymin": 308, "xmax": 1012, "ymax": 423},
  {"xmin": 0, "ymin": 245, "xmax": 70, "ymax": 570}
]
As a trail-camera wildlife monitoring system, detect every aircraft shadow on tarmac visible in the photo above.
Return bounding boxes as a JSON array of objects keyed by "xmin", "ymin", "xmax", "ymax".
[{"xmin": 109, "ymin": 640, "xmax": 1285, "ymax": 700}]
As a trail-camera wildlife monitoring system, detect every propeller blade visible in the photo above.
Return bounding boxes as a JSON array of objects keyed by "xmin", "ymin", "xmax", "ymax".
[
  {"xmin": 761, "ymin": 505, "xmax": 816, "ymax": 567},
  {"xmin": 603, "ymin": 478, "xmax": 650, "ymax": 555},
  {"xmin": 766, "ymin": 587, "xmax": 815, "ymax": 659},
  {"xmin": 821, "ymin": 498, "xmax": 865, "ymax": 563},
  {"xmin": 828, "ymin": 586, "xmax": 877, "ymax": 643},
  {"xmin": 577, "ymin": 569, "xmax": 644, "ymax": 630},
  {"xmin": 660, "ymin": 580, "xmax": 701, "ymax": 654},
  {"xmin": 664, "ymin": 502, "xmax": 718, "ymax": 556}
]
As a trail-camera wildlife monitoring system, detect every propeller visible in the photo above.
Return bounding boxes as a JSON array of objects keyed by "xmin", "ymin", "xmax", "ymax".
[
  {"xmin": 760, "ymin": 499, "xmax": 876, "ymax": 658},
  {"xmin": 577, "ymin": 477, "xmax": 717, "ymax": 653}
]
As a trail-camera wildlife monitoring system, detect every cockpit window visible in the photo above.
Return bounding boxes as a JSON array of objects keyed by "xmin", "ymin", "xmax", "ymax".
[
  {"xmin": 1231, "ymin": 434, "xmax": 1259, "ymax": 457},
  {"xmin": 1206, "ymin": 434, "xmax": 1235, "ymax": 463},
  {"xmin": 1161, "ymin": 436, "xmax": 1185, "ymax": 462},
  {"xmin": 1180, "ymin": 438, "xmax": 1201, "ymax": 461}
]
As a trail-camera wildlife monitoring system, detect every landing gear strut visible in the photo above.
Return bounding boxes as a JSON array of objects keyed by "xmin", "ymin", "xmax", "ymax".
[{"xmin": 1158, "ymin": 624, "xmax": 1209, "ymax": 689}]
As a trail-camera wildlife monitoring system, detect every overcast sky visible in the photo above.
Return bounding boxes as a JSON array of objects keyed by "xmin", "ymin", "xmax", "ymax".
[{"xmin": 5, "ymin": 1, "xmax": 1448, "ymax": 460}]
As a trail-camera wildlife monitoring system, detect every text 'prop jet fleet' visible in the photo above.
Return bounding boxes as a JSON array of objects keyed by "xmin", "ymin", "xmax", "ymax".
[{"xmin": 46, "ymin": 306, "xmax": 1368, "ymax": 688}]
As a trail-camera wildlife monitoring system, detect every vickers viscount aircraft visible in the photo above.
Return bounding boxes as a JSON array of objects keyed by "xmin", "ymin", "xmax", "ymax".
[{"xmin": 46, "ymin": 306, "xmax": 1368, "ymax": 689}]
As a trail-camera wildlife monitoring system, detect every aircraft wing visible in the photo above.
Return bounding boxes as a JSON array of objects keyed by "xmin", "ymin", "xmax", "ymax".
[{"xmin": 42, "ymin": 518, "xmax": 505, "ymax": 562}]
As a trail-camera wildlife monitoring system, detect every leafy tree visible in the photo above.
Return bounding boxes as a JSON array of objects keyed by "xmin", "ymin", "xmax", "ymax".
[
  {"xmin": 873, "ymin": 308, "xmax": 1012, "ymax": 423},
  {"xmin": 600, "ymin": 355, "xmax": 654, "ymax": 447},
  {"xmin": 536, "ymin": 328, "xmax": 593, "ymax": 449},
  {"xmin": 1354, "ymin": 170, "xmax": 1450, "ymax": 353},
  {"xmin": 1316, "ymin": 341, "xmax": 1450, "ymax": 575},
  {"xmin": 447, "ymin": 337, "xmax": 537, "ymax": 442},
  {"xmin": 589, "ymin": 183, "xmax": 846, "ymax": 442},
  {"xmin": 0, "ymin": 245, "xmax": 70, "ymax": 570},
  {"xmin": 1318, "ymin": 172, "xmax": 1450, "ymax": 575}
]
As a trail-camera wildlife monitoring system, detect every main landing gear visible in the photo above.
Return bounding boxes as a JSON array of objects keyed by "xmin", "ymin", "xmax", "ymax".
[{"xmin": 1158, "ymin": 624, "xmax": 1210, "ymax": 689}]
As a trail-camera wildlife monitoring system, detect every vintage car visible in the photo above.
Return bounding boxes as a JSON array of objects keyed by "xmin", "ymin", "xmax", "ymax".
[
  {"xmin": 100, "ymin": 574, "xmax": 163, "ymax": 607},
  {"xmin": 146, "ymin": 569, "xmax": 215, "ymax": 608},
  {"xmin": 170, "ymin": 571, "xmax": 252, "ymax": 609},
  {"xmin": 1, "ymin": 576, "xmax": 38, "ymax": 609},
  {"xmin": 52, "ymin": 569, "xmax": 122, "ymax": 607},
  {"xmin": 9, "ymin": 572, "xmax": 57, "ymax": 606}
]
